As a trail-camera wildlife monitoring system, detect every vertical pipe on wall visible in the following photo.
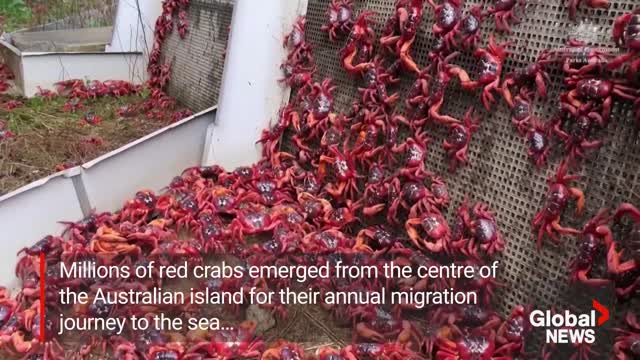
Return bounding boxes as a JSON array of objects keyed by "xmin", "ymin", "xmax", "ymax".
[{"xmin": 202, "ymin": 0, "xmax": 308, "ymax": 169}]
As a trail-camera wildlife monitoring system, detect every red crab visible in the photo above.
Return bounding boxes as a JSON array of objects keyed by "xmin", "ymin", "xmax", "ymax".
[
  {"xmin": 532, "ymin": 160, "xmax": 585, "ymax": 249},
  {"xmin": 177, "ymin": 9, "xmax": 189, "ymax": 39},
  {"xmin": 462, "ymin": 35, "xmax": 512, "ymax": 110},
  {"xmin": 284, "ymin": 16, "xmax": 313, "ymax": 66},
  {"xmin": 230, "ymin": 203, "xmax": 281, "ymax": 239},
  {"xmin": 62, "ymin": 97, "xmax": 83, "ymax": 113},
  {"xmin": 301, "ymin": 79, "xmax": 336, "ymax": 132},
  {"xmin": 319, "ymin": 145, "xmax": 361, "ymax": 200},
  {"xmin": 442, "ymin": 107, "xmax": 481, "ymax": 173},
  {"xmin": 379, "ymin": 0, "xmax": 425, "ymax": 74},
  {"xmin": 261, "ymin": 341, "xmax": 306, "ymax": 360},
  {"xmin": 119, "ymin": 190, "xmax": 159, "ymax": 225},
  {"xmin": 568, "ymin": 209, "xmax": 613, "ymax": 287},
  {"xmin": 388, "ymin": 178, "xmax": 436, "ymax": 222},
  {"xmin": 485, "ymin": 0, "xmax": 525, "ymax": 33},
  {"xmin": 427, "ymin": 0, "xmax": 461, "ymax": 50},
  {"xmin": 405, "ymin": 205, "xmax": 451, "ymax": 253},
  {"xmin": 502, "ymin": 50, "xmax": 552, "ymax": 106},
  {"xmin": 566, "ymin": 0, "xmax": 609, "ymax": 21},
  {"xmin": 36, "ymin": 86, "xmax": 56, "ymax": 100},
  {"xmin": 341, "ymin": 342, "xmax": 422, "ymax": 359},
  {"xmin": 613, "ymin": 312, "xmax": 640, "ymax": 360},
  {"xmin": 321, "ymin": 0, "xmax": 354, "ymax": 42},
  {"xmin": 495, "ymin": 305, "xmax": 531, "ymax": 357},
  {"xmin": 405, "ymin": 53, "xmax": 471, "ymax": 126},
  {"xmin": 80, "ymin": 111, "xmax": 102, "ymax": 126},
  {"xmin": 392, "ymin": 129, "xmax": 431, "ymax": 179},
  {"xmin": 561, "ymin": 39, "xmax": 612, "ymax": 75},
  {"xmin": 359, "ymin": 57, "xmax": 401, "ymax": 109},
  {"xmin": 280, "ymin": 58, "xmax": 315, "ymax": 90},
  {"xmin": 352, "ymin": 305, "xmax": 421, "ymax": 345},
  {"xmin": 361, "ymin": 165, "xmax": 391, "ymax": 217},
  {"xmin": 0, "ymin": 124, "xmax": 14, "ymax": 141},
  {"xmin": 186, "ymin": 320, "xmax": 265, "ymax": 358},
  {"xmin": 436, "ymin": 325, "xmax": 499, "ymax": 360},
  {"xmin": 609, "ymin": 8, "xmax": 640, "ymax": 80},
  {"xmin": 608, "ymin": 203, "xmax": 640, "ymax": 301},
  {"xmin": 452, "ymin": 200, "xmax": 506, "ymax": 258},
  {"xmin": 340, "ymin": 11, "xmax": 377, "ymax": 75},
  {"xmin": 562, "ymin": 76, "xmax": 638, "ymax": 126},
  {"xmin": 4, "ymin": 100, "xmax": 23, "ymax": 110},
  {"xmin": 509, "ymin": 88, "xmax": 533, "ymax": 135},
  {"xmin": 553, "ymin": 104, "xmax": 605, "ymax": 165},
  {"xmin": 526, "ymin": 117, "xmax": 553, "ymax": 169},
  {"xmin": 453, "ymin": 5, "xmax": 483, "ymax": 50}
]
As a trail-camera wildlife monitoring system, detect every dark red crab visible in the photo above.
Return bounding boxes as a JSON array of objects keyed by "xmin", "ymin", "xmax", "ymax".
[
  {"xmin": 405, "ymin": 205, "xmax": 451, "ymax": 253},
  {"xmin": 427, "ymin": 0, "xmax": 462, "ymax": 50},
  {"xmin": 485, "ymin": 0, "xmax": 525, "ymax": 33},
  {"xmin": 526, "ymin": 117, "xmax": 553, "ymax": 169},
  {"xmin": 442, "ymin": 107, "xmax": 481, "ymax": 173},
  {"xmin": 553, "ymin": 103, "xmax": 605, "ymax": 165},
  {"xmin": 608, "ymin": 8, "xmax": 640, "ymax": 76},
  {"xmin": 562, "ymin": 76, "xmax": 638, "ymax": 126},
  {"xmin": 405, "ymin": 53, "xmax": 470, "ymax": 126},
  {"xmin": 322, "ymin": 0, "xmax": 354, "ymax": 42},
  {"xmin": 436, "ymin": 325, "xmax": 499, "ymax": 360},
  {"xmin": 561, "ymin": 39, "xmax": 612, "ymax": 75},
  {"xmin": 453, "ymin": 5, "xmax": 484, "ymax": 50},
  {"xmin": 613, "ymin": 312, "xmax": 640, "ymax": 360},
  {"xmin": 608, "ymin": 203, "xmax": 640, "ymax": 301},
  {"xmin": 319, "ymin": 145, "xmax": 361, "ymax": 201},
  {"xmin": 284, "ymin": 16, "xmax": 313, "ymax": 67},
  {"xmin": 392, "ymin": 129, "xmax": 432, "ymax": 179},
  {"xmin": 532, "ymin": 160, "xmax": 585, "ymax": 250},
  {"xmin": 502, "ymin": 50, "xmax": 552, "ymax": 106},
  {"xmin": 462, "ymin": 35, "xmax": 512, "ymax": 110},
  {"xmin": 379, "ymin": 0, "xmax": 425, "ymax": 74},
  {"xmin": 452, "ymin": 200, "xmax": 506, "ymax": 259},
  {"xmin": 495, "ymin": 305, "xmax": 531, "ymax": 357},
  {"xmin": 568, "ymin": 208, "xmax": 613, "ymax": 287},
  {"xmin": 341, "ymin": 11, "xmax": 377, "ymax": 76},
  {"xmin": 566, "ymin": 0, "xmax": 609, "ymax": 21}
]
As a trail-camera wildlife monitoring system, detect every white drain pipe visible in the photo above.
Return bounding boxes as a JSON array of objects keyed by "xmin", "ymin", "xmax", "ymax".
[
  {"xmin": 107, "ymin": 0, "xmax": 162, "ymax": 55},
  {"xmin": 202, "ymin": 0, "xmax": 308, "ymax": 169}
]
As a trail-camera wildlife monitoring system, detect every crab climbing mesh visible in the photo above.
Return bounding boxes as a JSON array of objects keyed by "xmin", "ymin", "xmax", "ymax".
[
  {"xmin": 162, "ymin": 0, "xmax": 234, "ymax": 111},
  {"xmin": 299, "ymin": 0, "xmax": 640, "ymax": 355}
]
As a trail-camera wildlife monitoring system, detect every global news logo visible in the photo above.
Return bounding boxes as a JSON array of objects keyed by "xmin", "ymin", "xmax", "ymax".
[{"xmin": 529, "ymin": 300, "xmax": 609, "ymax": 344}]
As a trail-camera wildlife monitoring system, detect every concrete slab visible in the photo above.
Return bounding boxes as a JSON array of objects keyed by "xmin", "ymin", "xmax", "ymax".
[{"xmin": 10, "ymin": 26, "xmax": 112, "ymax": 52}]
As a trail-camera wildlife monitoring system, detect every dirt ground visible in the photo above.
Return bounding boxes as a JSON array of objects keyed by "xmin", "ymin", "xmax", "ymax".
[{"xmin": 0, "ymin": 92, "xmax": 187, "ymax": 196}]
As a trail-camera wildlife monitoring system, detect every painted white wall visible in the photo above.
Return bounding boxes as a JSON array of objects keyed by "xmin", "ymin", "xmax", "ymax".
[
  {"xmin": 0, "ymin": 108, "xmax": 216, "ymax": 285},
  {"xmin": 107, "ymin": 0, "xmax": 162, "ymax": 56},
  {"xmin": 20, "ymin": 52, "xmax": 145, "ymax": 97},
  {"xmin": 0, "ymin": 172, "xmax": 85, "ymax": 288},
  {"xmin": 82, "ymin": 109, "xmax": 214, "ymax": 212},
  {"xmin": 203, "ymin": 0, "xmax": 308, "ymax": 169}
]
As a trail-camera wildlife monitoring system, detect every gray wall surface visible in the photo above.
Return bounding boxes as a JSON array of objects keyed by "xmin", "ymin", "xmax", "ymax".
[{"xmin": 162, "ymin": 0, "xmax": 233, "ymax": 112}]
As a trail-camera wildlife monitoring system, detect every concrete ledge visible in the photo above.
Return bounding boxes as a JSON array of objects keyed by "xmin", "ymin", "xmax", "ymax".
[{"xmin": 0, "ymin": 107, "xmax": 216, "ymax": 284}]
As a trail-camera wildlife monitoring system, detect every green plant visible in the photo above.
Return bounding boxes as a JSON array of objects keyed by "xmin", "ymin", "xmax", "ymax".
[{"xmin": 0, "ymin": 0, "xmax": 33, "ymax": 32}]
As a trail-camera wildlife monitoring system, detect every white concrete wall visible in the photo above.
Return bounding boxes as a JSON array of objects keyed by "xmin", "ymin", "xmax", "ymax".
[
  {"xmin": 0, "ymin": 108, "xmax": 216, "ymax": 285},
  {"xmin": 20, "ymin": 52, "xmax": 145, "ymax": 97},
  {"xmin": 107, "ymin": 0, "xmax": 163, "ymax": 56},
  {"xmin": 203, "ymin": 0, "xmax": 308, "ymax": 169}
]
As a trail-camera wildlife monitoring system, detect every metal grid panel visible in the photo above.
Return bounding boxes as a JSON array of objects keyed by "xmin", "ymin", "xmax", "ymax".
[
  {"xmin": 163, "ymin": 0, "xmax": 233, "ymax": 111},
  {"xmin": 304, "ymin": 0, "xmax": 639, "ymax": 354}
]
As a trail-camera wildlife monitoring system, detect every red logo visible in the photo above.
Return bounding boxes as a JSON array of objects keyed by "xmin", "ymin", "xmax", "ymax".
[{"xmin": 592, "ymin": 299, "xmax": 608, "ymax": 326}]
